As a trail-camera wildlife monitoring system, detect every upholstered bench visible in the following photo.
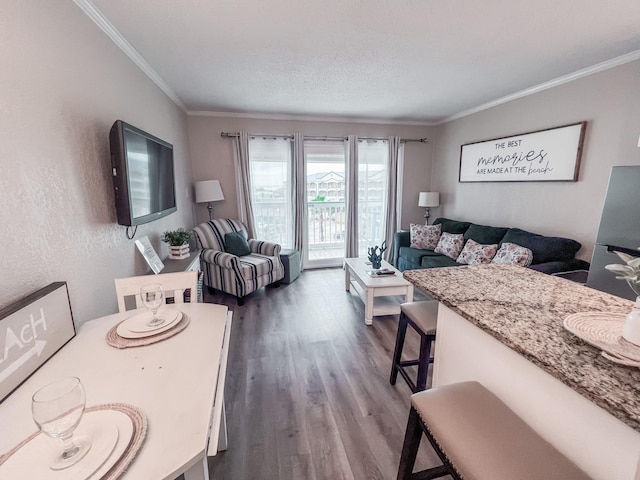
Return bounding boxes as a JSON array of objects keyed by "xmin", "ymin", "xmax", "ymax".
[
  {"xmin": 280, "ymin": 248, "xmax": 301, "ymax": 284},
  {"xmin": 397, "ymin": 381, "xmax": 592, "ymax": 480}
]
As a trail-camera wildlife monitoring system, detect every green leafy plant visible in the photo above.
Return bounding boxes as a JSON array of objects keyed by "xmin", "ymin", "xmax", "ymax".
[
  {"xmin": 605, "ymin": 249, "xmax": 640, "ymax": 296},
  {"xmin": 161, "ymin": 228, "xmax": 192, "ymax": 246}
]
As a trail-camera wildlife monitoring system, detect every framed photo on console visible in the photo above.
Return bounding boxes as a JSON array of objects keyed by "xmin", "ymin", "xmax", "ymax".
[{"xmin": 459, "ymin": 122, "xmax": 586, "ymax": 183}]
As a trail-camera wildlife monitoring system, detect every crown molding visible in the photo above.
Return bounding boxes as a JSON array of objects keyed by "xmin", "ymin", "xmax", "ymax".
[
  {"xmin": 187, "ymin": 109, "xmax": 437, "ymax": 127},
  {"xmin": 73, "ymin": 0, "xmax": 186, "ymax": 112},
  {"xmin": 440, "ymin": 49, "xmax": 640, "ymax": 124},
  {"xmin": 72, "ymin": 0, "xmax": 640, "ymax": 127}
]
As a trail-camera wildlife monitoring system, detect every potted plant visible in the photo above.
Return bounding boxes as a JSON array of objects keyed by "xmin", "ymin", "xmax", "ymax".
[{"xmin": 161, "ymin": 228, "xmax": 192, "ymax": 260}]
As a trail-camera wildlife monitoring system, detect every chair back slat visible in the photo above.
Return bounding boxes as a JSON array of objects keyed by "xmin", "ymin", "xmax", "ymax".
[{"xmin": 114, "ymin": 271, "xmax": 199, "ymax": 313}]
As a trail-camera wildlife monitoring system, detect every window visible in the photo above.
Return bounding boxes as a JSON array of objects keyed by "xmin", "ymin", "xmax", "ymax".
[
  {"xmin": 248, "ymin": 137, "xmax": 293, "ymax": 248},
  {"xmin": 357, "ymin": 140, "xmax": 389, "ymax": 256}
]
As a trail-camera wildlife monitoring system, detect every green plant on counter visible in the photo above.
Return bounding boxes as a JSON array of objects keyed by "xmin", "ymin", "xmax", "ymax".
[
  {"xmin": 161, "ymin": 228, "xmax": 192, "ymax": 246},
  {"xmin": 605, "ymin": 249, "xmax": 640, "ymax": 296}
]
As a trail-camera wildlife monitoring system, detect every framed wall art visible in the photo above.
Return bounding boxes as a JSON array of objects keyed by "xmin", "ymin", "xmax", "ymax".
[
  {"xmin": 0, "ymin": 282, "xmax": 76, "ymax": 402},
  {"xmin": 459, "ymin": 122, "xmax": 586, "ymax": 183}
]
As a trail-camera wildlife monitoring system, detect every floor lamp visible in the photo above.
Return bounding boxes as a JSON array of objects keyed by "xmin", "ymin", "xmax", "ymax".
[
  {"xmin": 418, "ymin": 192, "xmax": 440, "ymax": 225},
  {"xmin": 195, "ymin": 180, "xmax": 224, "ymax": 221}
]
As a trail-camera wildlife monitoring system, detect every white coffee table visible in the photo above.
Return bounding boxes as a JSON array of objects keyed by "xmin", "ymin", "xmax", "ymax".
[{"xmin": 344, "ymin": 257, "xmax": 414, "ymax": 325}]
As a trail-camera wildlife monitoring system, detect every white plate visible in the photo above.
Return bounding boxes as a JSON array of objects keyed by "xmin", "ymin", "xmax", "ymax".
[
  {"xmin": 123, "ymin": 308, "xmax": 181, "ymax": 333},
  {"xmin": 116, "ymin": 312, "xmax": 183, "ymax": 339},
  {"xmin": 0, "ymin": 409, "xmax": 133, "ymax": 480}
]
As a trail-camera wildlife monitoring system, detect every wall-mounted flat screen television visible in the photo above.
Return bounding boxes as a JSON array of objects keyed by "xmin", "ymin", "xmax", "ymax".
[{"xmin": 109, "ymin": 120, "xmax": 176, "ymax": 226}]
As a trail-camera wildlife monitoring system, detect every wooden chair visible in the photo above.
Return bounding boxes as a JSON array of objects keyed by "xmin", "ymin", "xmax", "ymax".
[{"xmin": 113, "ymin": 271, "xmax": 198, "ymax": 313}]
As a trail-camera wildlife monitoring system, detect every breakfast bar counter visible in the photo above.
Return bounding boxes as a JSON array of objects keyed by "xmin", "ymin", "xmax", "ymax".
[{"xmin": 403, "ymin": 264, "xmax": 640, "ymax": 480}]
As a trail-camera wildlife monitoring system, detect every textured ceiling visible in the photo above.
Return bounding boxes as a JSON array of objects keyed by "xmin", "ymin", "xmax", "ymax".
[{"xmin": 84, "ymin": 0, "xmax": 640, "ymax": 123}]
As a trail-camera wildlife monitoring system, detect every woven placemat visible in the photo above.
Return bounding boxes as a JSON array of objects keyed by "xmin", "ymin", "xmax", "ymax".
[
  {"xmin": 106, "ymin": 313, "xmax": 190, "ymax": 349},
  {"xmin": 564, "ymin": 312, "xmax": 640, "ymax": 364},
  {"xmin": 0, "ymin": 403, "xmax": 147, "ymax": 480}
]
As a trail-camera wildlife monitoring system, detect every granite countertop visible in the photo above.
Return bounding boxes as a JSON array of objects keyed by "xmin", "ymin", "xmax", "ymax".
[{"xmin": 403, "ymin": 263, "xmax": 640, "ymax": 432}]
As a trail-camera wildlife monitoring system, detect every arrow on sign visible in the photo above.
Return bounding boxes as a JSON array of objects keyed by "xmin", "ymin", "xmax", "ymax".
[{"xmin": 0, "ymin": 340, "xmax": 47, "ymax": 384}]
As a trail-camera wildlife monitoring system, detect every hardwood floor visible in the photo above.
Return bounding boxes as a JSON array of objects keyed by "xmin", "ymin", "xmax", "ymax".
[{"xmin": 203, "ymin": 267, "xmax": 448, "ymax": 480}]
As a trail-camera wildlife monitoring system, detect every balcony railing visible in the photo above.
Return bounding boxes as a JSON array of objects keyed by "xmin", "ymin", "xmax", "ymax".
[{"xmin": 253, "ymin": 200, "xmax": 385, "ymax": 260}]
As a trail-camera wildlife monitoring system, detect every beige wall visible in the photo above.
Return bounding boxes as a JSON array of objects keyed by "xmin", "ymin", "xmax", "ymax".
[
  {"xmin": 187, "ymin": 115, "xmax": 434, "ymax": 228},
  {"xmin": 433, "ymin": 60, "xmax": 640, "ymax": 262},
  {"xmin": 0, "ymin": 2, "xmax": 194, "ymax": 324}
]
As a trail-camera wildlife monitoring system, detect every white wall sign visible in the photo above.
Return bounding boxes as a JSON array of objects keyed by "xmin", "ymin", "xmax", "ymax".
[
  {"xmin": 0, "ymin": 282, "xmax": 76, "ymax": 402},
  {"xmin": 459, "ymin": 122, "xmax": 586, "ymax": 182}
]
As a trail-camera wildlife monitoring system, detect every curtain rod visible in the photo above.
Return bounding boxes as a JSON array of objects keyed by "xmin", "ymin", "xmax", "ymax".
[{"xmin": 220, "ymin": 132, "xmax": 428, "ymax": 143}]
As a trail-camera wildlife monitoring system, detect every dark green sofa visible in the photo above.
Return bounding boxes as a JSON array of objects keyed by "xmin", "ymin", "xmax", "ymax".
[{"xmin": 393, "ymin": 217, "xmax": 590, "ymax": 274}]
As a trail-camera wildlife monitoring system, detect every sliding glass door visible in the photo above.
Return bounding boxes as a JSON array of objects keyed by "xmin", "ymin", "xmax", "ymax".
[
  {"xmin": 357, "ymin": 139, "xmax": 389, "ymax": 256},
  {"xmin": 304, "ymin": 140, "xmax": 347, "ymax": 268},
  {"xmin": 247, "ymin": 136, "xmax": 393, "ymax": 269}
]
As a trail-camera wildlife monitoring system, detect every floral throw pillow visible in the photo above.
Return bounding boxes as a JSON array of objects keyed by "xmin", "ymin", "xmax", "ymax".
[
  {"xmin": 434, "ymin": 232, "xmax": 465, "ymax": 260},
  {"xmin": 457, "ymin": 238, "xmax": 498, "ymax": 265},
  {"xmin": 492, "ymin": 242, "xmax": 534, "ymax": 267},
  {"xmin": 410, "ymin": 223, "xmax": 442, "ymax": 250}
]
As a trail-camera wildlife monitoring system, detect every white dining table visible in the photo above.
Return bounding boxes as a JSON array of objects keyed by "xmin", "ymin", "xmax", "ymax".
[{"xmin": 0, "ymin": 302, "xmax": 232, "ymax": 480}]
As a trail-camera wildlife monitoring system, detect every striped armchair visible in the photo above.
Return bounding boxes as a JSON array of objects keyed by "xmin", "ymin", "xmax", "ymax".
[{"xmin": 193, "ymin": 219, "xmax": 285, "ymax": 305}]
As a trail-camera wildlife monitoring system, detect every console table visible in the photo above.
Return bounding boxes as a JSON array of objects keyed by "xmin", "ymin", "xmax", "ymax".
[
  {"xmin": 150, "ymin": 250, "xmax": 202, "ymax": 302},
  {"xmin": 160, "ymin": 250, "xmax": 202, "ymax": 274}
]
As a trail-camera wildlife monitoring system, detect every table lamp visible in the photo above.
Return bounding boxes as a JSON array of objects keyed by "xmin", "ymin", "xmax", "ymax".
[
  {"xmin": 195, "ymin": 180, "xmax": 224, "ymax": 220},
  {"xmin": 418, "ymin": 192, "xmax": 440, "ymax": 224}
]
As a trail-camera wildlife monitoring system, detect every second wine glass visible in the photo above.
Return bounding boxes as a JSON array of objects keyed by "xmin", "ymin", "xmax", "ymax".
[{"xmin": 140, "ymin": 283, "xmax": 165, "ymax": 326}]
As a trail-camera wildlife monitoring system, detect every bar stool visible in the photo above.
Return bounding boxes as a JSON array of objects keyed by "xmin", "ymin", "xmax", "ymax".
[
  {"xmin": 397, "ymin": 381, "xmax": 592, "ymax": 480},
  {"xmin": 390, "ymin": 300, "xmax": 438, "ymax": 392}
]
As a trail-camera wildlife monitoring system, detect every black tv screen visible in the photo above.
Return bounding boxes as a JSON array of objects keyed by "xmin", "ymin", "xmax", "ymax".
[{"xmin": 109, "ymin": 120, "xmax": 176, "ymax": 226}]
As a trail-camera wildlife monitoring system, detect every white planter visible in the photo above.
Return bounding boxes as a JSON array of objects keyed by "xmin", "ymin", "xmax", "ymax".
[{"xmin": 169, "ymin": 244, "xmax": 190, "ymax": 260}]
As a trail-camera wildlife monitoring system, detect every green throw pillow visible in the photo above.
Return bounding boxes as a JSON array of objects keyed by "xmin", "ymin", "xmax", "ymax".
[{"xmin": 224, "ymin": 231, "xmax": 251, "ymax": 256}]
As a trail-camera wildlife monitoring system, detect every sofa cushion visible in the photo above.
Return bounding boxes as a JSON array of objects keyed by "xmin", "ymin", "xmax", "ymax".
[
  {"xmin": 433, "ymin": 218, "xmax": 472, "ymax": 235},
  {"xmin": 434, "ymin": 232, "xmax": 465, "ymax": 260},
  {"xmin": 410, "ymin": 223, "xmax": 442, "ymax": 250},
  {"xmin": 421, "ymin": 255, "xmax": 460, "ymax": 268},
  {"xmin": 457, "ymin": 239, "xmax": 498, "ymax": 265},
  {"xmin": 464, "ymin": 224, "xmax": 509, "ymax": 245},
  {"xmin": 492, "ymin": 242, "xmax": 534, "ymax": 267},
  {"xmin": 224, "ymin": 231, "xmax": 251, "ymax": 256},
  {"xmin": 500, "ymin": 228, "xmax": 581, "ymax": 265},
  {"xmin": 399, "ymin": 246, "xmax": 432, "ymax": 267}
]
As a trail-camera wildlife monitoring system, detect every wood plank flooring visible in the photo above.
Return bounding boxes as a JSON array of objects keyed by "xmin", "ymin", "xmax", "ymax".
[{"xmin": 203, "ymin": 267, "xmax": 448, "ymax": 480}]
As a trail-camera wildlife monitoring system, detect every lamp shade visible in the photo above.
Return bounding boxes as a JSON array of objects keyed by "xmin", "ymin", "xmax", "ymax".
[
  {"xmin": 418, "ymin": 192, "xmax": 439, "ymax": 208},
  {"xmin": 195, "ymin": 180, "xmax": 224, "ymax": 203}
]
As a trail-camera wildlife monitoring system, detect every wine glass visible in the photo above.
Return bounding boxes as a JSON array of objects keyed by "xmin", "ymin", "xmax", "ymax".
[
  {"xmin": 32, "ymin": 377, "xmax": 92, "ymax": 470},
  {"xmin": 140, "ymin": 283, "xmax": 165, "ymax": 326}
]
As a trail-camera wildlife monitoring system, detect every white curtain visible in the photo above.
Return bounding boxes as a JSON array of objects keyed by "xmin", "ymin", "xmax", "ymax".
[
  {"xmin": 383, "ymin": 136, "xmax": 403, "ymax": 262},
  {"xmin": 345, "ymin": 135, "xmax": 359, "ymax": 258},
  {"xmin": 292, "ymin": 132, "xmax": 305, "ymax": 270},
  {"xmin": 232, "ymin": 132, "xmax": 256, "ymax": 238}
]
